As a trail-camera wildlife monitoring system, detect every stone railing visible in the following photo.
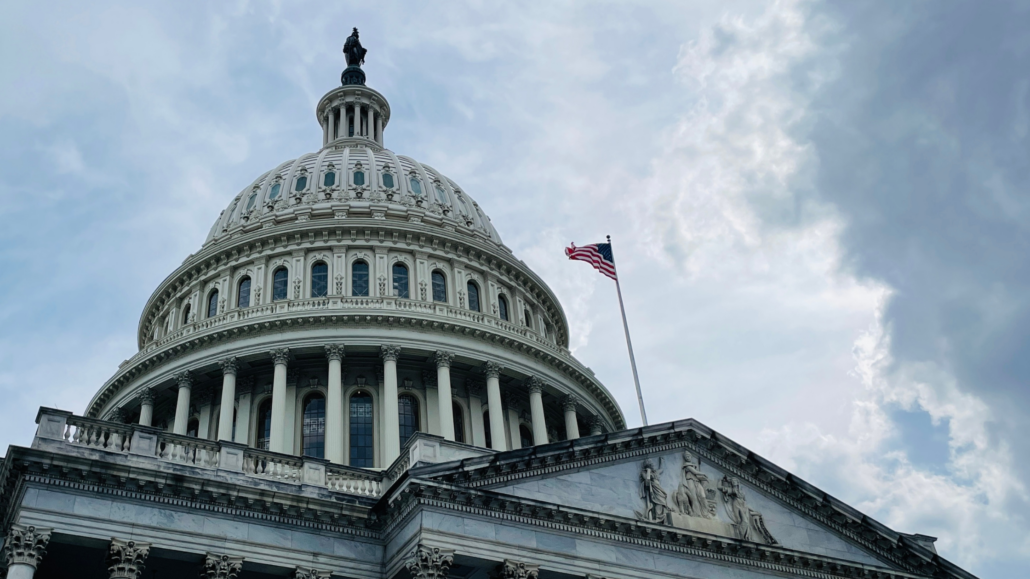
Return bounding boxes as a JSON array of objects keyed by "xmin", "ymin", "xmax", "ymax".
[
  {"xmin": 243, "ymin": 448, "xmax": 303, "ymax": 483},
  {"xmin": 64, "ymin": 415, "xmax": 135, "ymax": 453},
  {"xmin": 326, "ymin": 464, "xmax": 383, "ymax": 497},
  {"xmin": 156, "ymin": 432, "xmax": 221, "ymax": 469}
]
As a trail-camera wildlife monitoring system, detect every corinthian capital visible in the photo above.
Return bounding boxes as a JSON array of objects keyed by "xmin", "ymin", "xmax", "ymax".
[
  {"xmin": 381, "ymin": 344, "xmax": 402, "ymax": 362},
  {"xmin": 2, "ymin": 523, "xmax": 52, "ymax": 569},
  {"xmin": 324, "ymin": 344, "xmax": 345, "ymax": 362},
  {"xmin": 483, "ymin": 361, "xmax": 503, "ymax": 379},
  {"xmin": 495, "ymin": 560, "xmax": 540, "ymax": 579},
  {"xmin": 526, "ymin": 377, "xmax": 544, "ymax": 394},
  {"xmin": 108, "ymin": 538, "xmax": 151, "ymax": 579},
  {"xmin": 174, "ymin": 370, "xmax": 192, "ymax": 391},
  {"xmin": 405, "ymin": 544, "xmax": 454, "ymax": 579},
  {"xmin": 293, "ymin": 567, "xmax": 332, "ymax": 579},
  {"xmin": 138, "ymin": 387, "xmax": 155, "ymax": 405},
  {"xmin": 269, "ymin": 348, "xmax": 290, "ymax": 366},
  {"xmin": 433, "ymin": 350, "xmax": 454, "ymax": 369},
  {"xmin": 219, "ymin": 357, "xmax": 239, "ymax": 376},
  {"xmin": 202, "ymin": 553, "xmax": 244, "ymax": 579},
  {"xmin": 561, "ymin": 395, "xmax": 580, "ymax": 413}
]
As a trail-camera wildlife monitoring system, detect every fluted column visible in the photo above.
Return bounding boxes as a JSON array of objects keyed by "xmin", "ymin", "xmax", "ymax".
[
  {"xmin": 217, "ymin": 357, "xmax": 238, "ymax": 441},
  {"xmin": 563, "ymin": 395, "xmax": 581, "ymax": 440},
  {"xmin": 202, "ymin": 553, "xmax": 244, "ymax": 579},
  {"xmin": 484, "ymin": 362, "xmax": 507, "ymax": 451},
  {"xmin": 405, "ymin": 543, "xmax": 454, "ymax": 579},
  {"xmin": 435, "ymin": 351, "xmax": 455, "ymax": 441},
  {"xmin": 382, "ymin": 345, "xmax": 402, "ymax": 464},
  {"xmin": 2, "ymin": 524, "xmax": 52, "ymax": 579},
  {"xmin": 375, "ymin": 114, "xmax": 383, "ymax": 145},
  {"xmin": 138, "ymin": 388, "xmax": 154, "ymax": 427},
  {"xmin": 589, "ymin": 415, "xmax": 604, "ymax": 436},
  {"xmin": 269, "ymin": 348, "xmax": 290, "ymax": 453},
  {"xmin": 527, "ymin": 378, "xmax": 547, "ymax": 446},
  {"xmin": 172, "ymin": 371, "xmax": 192, "ymax": 435},
  {"xmin": 107, "ymin": 538, "xmax": 151, "ymax": 579},
  {"xmin": 325, "ymin": 344, "xmax": 345, "ymax": 464}
]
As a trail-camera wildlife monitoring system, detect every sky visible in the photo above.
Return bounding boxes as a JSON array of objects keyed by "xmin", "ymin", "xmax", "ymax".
[{"xmin": 1, "ymin": 1, "xmax": 1028, "ymax": 576}]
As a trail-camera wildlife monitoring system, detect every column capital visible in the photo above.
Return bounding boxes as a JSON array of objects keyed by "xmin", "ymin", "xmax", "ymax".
[
  {"xmin": 381, "ymin": 344, "xmax": 402, "ymax": 362},
  {"xmin": 174, "ymin": 370, "xmax": 192, "ymax": 391},
  {"xmin": 405, "ymin": 544, "xmax": 455, "ymax": 579},
  {"xmin": 108, "ymin": 406, "xmax": 124, "ymax": 424},
  {"xmin": 494, "ymin": 559, "xmax": 540, "ymax": 579},
  {"xmin": 433, "ymin": 350, "xmax": 454, "ymax": 368},
  {"xmin": 293, "ymin": 567, "xmax": 332, "ymax": 579},
  {"xmin": 562, "ymin": 394, "xmax": 580, "ymax": 412},
  {"xmin": 526, "ymin": 377, "xmax": 544, "ymax": 394},
  {"xmin": 219, "ymin": 357, "xmax": 239, "ymax": 376},
  {"xmin": 483, "ymin": 361, "xmax": 503, "ymax": 379},
  {"xmin": 325, "ymin": 344, "xmax": 345, "ymax": 362},
  {"xmin": 2, "ymin": 523, "xmax": 52, "ymax": 569},
  {"xmin": 202, "ymin": 553, "xmax": 244, "ymax": 579},
  {"xmin": 269, "ymin": 348, "xmax": 290, "ymax": 366},
  {"xmin": 589, "ymin": 415, "xmax": 605, "ymax": 435},
  {"xmin": 138, "ymin": 387, "xmax": 155, "ymax": 405},
  {"xmin": 108, "ymin": 537, "xmax": 151, "ymax": 579}
]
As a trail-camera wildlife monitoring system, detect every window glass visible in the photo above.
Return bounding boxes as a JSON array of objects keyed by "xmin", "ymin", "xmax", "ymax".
[
  {"xmin": 349, "ymin": 392, "xmax": 374, "ymax": 467},
  {"xmin": 187, "ymin": 419, "xmax": 199, "ymax": 438},
  {"xmin": 207, "ymin": 290, "xmax": 219, "ymax": 318},
  {"xmin": 354, "ymin": 171, "xmax": 365, "ymax": 186},
  {"xmin": 237, "ymin": 277, "xmax": 251, "ymax": 308},
  {"xmin": 520, "ymin": 424, "xmax": 533, "ymax": 449},
  {"xmin": 435, "ymin": 185, "xmax": 447, "ymax": 203},
  {"xmin": 323, "ymin": 171, "xmax": 336, "ymax": 187},
  {"xmin": 409, "ymin": 178, "xmax": 422, "ymax": 196},
  {"xmin": 181, "ymin": 303, "xmax": 191, "ymax": 324},
  {"xmin": 311, "ymin": 263, "xmax": 328, "ymax": 298},
  {"xmin": 382, "ymin": 173, "xmax": 394, "ymax": 188},
  {"xmin": 392, "ymin": 264, "xmax": 409, "ymax": 298},
  {"xmin": 399, "ymin": 395, "xmax": 419, "ymax": 444},
  {"xmin": 272, "ymin": 268, "xmax": 289, "ymax": 301},
  {"xmin": 453, "ymin": 402, "xmax": 465, "ymax": 444},
  {"xmin": 498, "ymin": 295, "xmax": 509, "ymax": 321},
  {"xmin": 524, "ymin": 309, "xmax": 533, "ymax": 329},
  {"xmin": 295, "ymin": 175, "xmax": 307, "ymax": 191},
  {"xmin": 269, "ymin": 183, "xmax": 281, "ymax": 200},
  {"xmin": 257, "ymin": 400, "xmax": 272, "ymax": 450},
  {"xmin": 246, "ymin": 193, "xmax": 257, "ymax": 211},
  {"xmin": 352, "ymin": 261, "xmax": 369, "ymax": 296},
  {"xmin": 302, "ymin": 394, "xmax": 326, "ymax": 458},
  {"xmin": 467, "ymin": 282, "xmax": 480, "ymax": 312},
  {"xmin": 483, "ymin": 410, "xmax": 492, "ymax": 449},
  {"xmin": 432, "ymin": 271, "xmax": 447, "ymax": 302}
]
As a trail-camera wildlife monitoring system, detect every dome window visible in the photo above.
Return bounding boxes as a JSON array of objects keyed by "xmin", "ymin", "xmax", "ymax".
[
  {"xmin": 399, "ymin": 394, "xmax": 420, "ymax": 444},
  {"xmin": 349, "ymin": 391, "xmax": 374, "ymax": 467},
  {"xmin": 434, "ymin": 185, "xmax": 447, "ymax": 203},
  {"xmin": 245, "ymin": 193, "xmax": 257, "ymax": 211},
  {"xmin": 467, "ymin": 282, "xmax": 481, "ymax": 312},
  {"xmin": 393, "ymin": 263, "xmax": 409, "ymax": 298},
  {"xmin": 353, "ymin": 171, "xmax": 365, "ymax": 186},
  {"xmin": 311, "ymin": 262, "xmax": 328, "ymax": 298},
  {"xmin": 269, "ymin": 182, "xmax": 282, "ymax": 200},
  {"xmin": 237, "ymin": 277, "xmax": 251, "ymax": 308},
  {"xmin": 181, "ymin": 303, "xmax": 192, "ymax": 325},
  {"xmin": 453, "ymin": 402, "xmax": 465, "ymax": 443},
  {"xmin": 207, "ymin": 290, "xmax": 219, "ymax": 318},
  {"xmin": 302, "ymin": 393, "xmax": 326, "ymax": 459},
  {"xmin": 294, "ymin": 175, "xmax": 308, "ymax": 192},
  {"xmin": 352, "ymin": 261, "xmax": 369, "ymax": 296},
  {"xmin": 323, "ymin": 170, "xmax": 336, "ymax": 187},
  {"xmin": 498, "ymin": 295, "xmax": 509, "ymax": 321},
  {"xmin": 272, "ymin": 267, "xmax": 289, "ymax": 301},
  {"xmin": 257, "ymin": 399, "xmax": 272, "ymax": 450},
  {"xmin": 432, "ymin": 271, "xmax": 447, "ymax": 302},
  {"xmin": 524, "ymin": 308, "xmax": 533, "ymax": 329},
  {"xmin": 382, "ymin": 172, "xmax": 395, "ymax": 189},
  {"xmin": 409, "ymin": 178, "xmax": 423, "ymax": 197}
]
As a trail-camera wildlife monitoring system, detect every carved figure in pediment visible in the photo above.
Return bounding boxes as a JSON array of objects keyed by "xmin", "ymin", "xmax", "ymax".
[
  {"xmin": 719, "ymin": 476, "xmax": 778, "ymax": 545},
  {"xmin": 636, "ymin": 458, "xmax": 670, "ymax": 523},
  {"xmin": 671, "ymin": 451, "xmax": 715, "ymax": 518}
]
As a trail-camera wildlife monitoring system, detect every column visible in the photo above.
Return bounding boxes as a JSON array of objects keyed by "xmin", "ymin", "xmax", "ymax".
[
  {"xmin": 108, "ymin": 538, "xmax": 151, "ymax": 579},
  {"xmin": 172, "ymin": 371, "xmax": 192, "ymax": 435},
  {"xmin": 404, "ymin": 544, "xmax": 454, "ymax": 579},
  {"xmin": 196, "ymin": 387, "xmax": 214, "ymax": 439},
  {"xmin": 354, "ymin": 104, "xmax": 363, "ymax": 136},
  {"xmin": 435, "ymin": 351, "xmax": 455, "ymax": 441},
  {"xmin": 563, "ymin": 395, "xmax": 581, "ymax": 440},
  {"xmin": 484, "ymin": 362, "xmax": 507, "ymax": 451},
  {"xmin": 217, "ymin": 357, "xmax": 238, "ymax": 441},
  {"xmin": 234, "ymin": 377, "xmax": 253, "ymax": 445},
  {"xmin": 284, "ymin": 369, "xmax": 299, "ymax": 452},
  {"xmin": 527, "ymin": 377, "xmax": 548, "ymax": 446},
  {"xmin": 467, "ymin": 380, "xmax": 486, "ymax": 447},
  {"xmin": 423, "ymin": 371, "xmax": 440, "ymax": 436},
  {"xmin": 322, "ymin": 111, "xmax": 329, "ymax": 145},
  {"xmin": 381, "ymin": 345, "xmax": 402, "ymax": 464},
  {"xmin": 2, "ymin": 524, "xmax": 52, "ymax": 579},
  {"xmin": 138, "ymin": 388, "xmax": 154, "ymax": 427},
  {"xmin": 367, "ymin": 105, "xmax": 374, "ymax": 140},
  {"xmin": 269, "ymin": 348, "xmax": 290, "ymax": 453},
  {"xmin": 325, "ymin": 344, "xmax": 345, "ymax": 464},
  {"xmin": 202, "ymin": 553, "xmax": 244, "ymax": 579},
  {"xmin": 375, "ymin": 114, "xmax": 383, "ymax": 145},
  {"xmin": 589, "ymin": 415, "xmax": 604, "ymax": 436},
  {"xmin": 505, "ymin": 391, "xmax": 521, "ymax": 450}
]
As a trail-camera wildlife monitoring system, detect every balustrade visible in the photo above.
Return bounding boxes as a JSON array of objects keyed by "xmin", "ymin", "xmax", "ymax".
[
  {"xmin": 156, "ymin": 433, "xmax": 221, "ymax": 468},
  {"xmin": 64, "ymin": 417, "xmax": 134, "ymax": 453},
  {"xmin": 243, "ymin": 449, "xmax": 303, "ymax": 483},
  {"xmin": 325, "ymin": 465, "xmax": 383, "ymax": 497}
]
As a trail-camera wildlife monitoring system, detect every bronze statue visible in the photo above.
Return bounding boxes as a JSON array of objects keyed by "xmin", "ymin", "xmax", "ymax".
[{"xmin": 344, "ymin": 28, "xmax": 367, "ymax": 67}]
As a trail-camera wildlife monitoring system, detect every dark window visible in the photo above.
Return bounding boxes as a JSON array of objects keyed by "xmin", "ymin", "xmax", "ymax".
[
  {"xmin": 245, "ymin": 193, "xmax": 257, "ymax": 211},
  {"xmin": 302, "ymin": 394, "xmax": 326, "ymax": 458},
  {"xmin": 498, "ymin": 295, "xmax": 509, "ymax": 321},
  {"xmin": 323, "ymin": 171, "xmax": 336, "ymax": 187},
  {"xmin": 231, "ymin": 407, "xmax": 237, "ymax": 441},
  {"xmin": 520, "ymin": 424, "xmax": 533, "ymax": 449},
  {"xmin": 257, "ymin": 399, "xmax": 272, "ymax": 450},
  {"xmin": 354, "ymin": 171, "xmax": 364, "ymax": 186},
  {"xmin": 295, "ymin": 175, "xmax": 307, "ymax": 191},
  {"xmin": 311, "ymin": 262, "xmax": 328, "ymax": 298},
  {"xmin": 269, "ymin": 183, "xmax": 281, "ymax": 200},
  {"xmin": 453, "ymin": 402, "xmax": 465, "ymax": 443},
  {"xmin": 187, "ymin": 418, "xmax": 199, "ymax": 438},
  {"xmin": 524, "ymin": 309, "xmax": 533, "ymax": 329},
  {"xmin": 182, "ymin": 302, "xmax": 191, "ymax": 324},
  {"xmin": 467, "ymin": 282, "xmax": 480, "ymax": 312},
  {"xmin": 409, "ymin": 178, "xmax": 422, "ymax": 196},
  {"xmin": 483, "ymin": 410, "xmax": 492, "ymax": 449},
  {"xmin": 352, "ymin": 261, "xmax": 369, "ymax": 296},
  {"xmin": 382, "ymin": 173, "xmax": 394, "ymax": 188},
  {"xmin": 207, "ymin": 290, "xmax": 219, "ymax": 318},
  {"xmin": 350, "ymin": 392, "xmax": 374, "ymax": 467},
  {"xmin": 273, "ymin": 268, "xmax": 289, "ymax": 301},
  {"xmin": 237, "ymin": 277, "xmax": 251, "ymax": 308},
  {"xmin": 393, "ymin": 263, "xmax": 409, "ymax": 298},
  {"xmin": 399, "ymin": 395, "xmax": 419, "ymax": 444},
  {"xmin": 432, "ymin": 271, "xmax": 446, "ymax": 302}
]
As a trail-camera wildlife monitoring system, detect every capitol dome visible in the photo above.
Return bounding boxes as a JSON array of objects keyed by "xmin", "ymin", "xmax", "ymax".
[{"xmin": 84, "ymin": 49, "xmax": 625, "ymax": 470}]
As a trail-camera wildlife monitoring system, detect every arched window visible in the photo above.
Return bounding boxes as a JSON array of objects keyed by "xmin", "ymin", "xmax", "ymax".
[
  {"xmin": 392, "ymin": 263, "xmax": 409, "ymax": 298},
  {"xmin": 323, "ymin": 169, "xmax": 336, "ymax": 187},
  {"xmin": 467, "ymin": 282, "xmax": 480, "ymax": 312},
  {"xmin": 434, "ymin": 185, "xmax": 447, "ymax": 203},
  {"xmin": 353, "ymin": 170, "xmax": 365, "ymax": 186},
  {"xmin": 269, "ymin": 182, "xmax": 282, "ymax": 200},
  {"xmin": 483, "ymin": 410, "xmax": 492, "ymax": 449},
  {"xmin": 302, "ymin": 393, "xmax": 326, "ymax": 458},
  {"xmin": 311, "ymin": 262, "xmax": 328, "ymax": 298},
  {"xmin": 382, "ymin": 173, "xmax": 394, "ymax": 189},
  {"xmin": 207, "ymin": 290, "xmax": 219, "ymax": 318},
  {"xmin": 182, "ymin": 302, "xmax": 192, "ymax": 324},
  {"xmin": 498, "ymin": 295, "xmax": 509, "ymax": 321},
  {"xmin": 432, "ymin": 271, "xmax": 447, "ymax": 302},
  {"xmin": 520, "ymin": 424, "xmax": 533, "ymax": 449},
  {"xmin": 524, "ymin": 309, "xmax": 533, "ymax": 329},
  {"xmin": 409, "ymin": 177, "xmax": 423, "ymax": 197},
  {"xmin": 352, "ymin": 261, "xmax": 369, "ymax": 296},
  {"xmin": 453, "ymin": 402, "xmax": 465, "ymax": 444},
  {"xmin": 237, "ymin": 277, "xmax": 251, "ymax": 308},
  {"xmin": 399, "ymin": 395, "xmax": 420, "ymax": 444},
  {"xmin": 349, "ymin": 392, "xmax": 374, "ymax": 467},
  {"xmin": 257, "ymin": 399, "xmax": 272, "ymax": 450},
  {"xmin": 295, "ymin": 174, "xmax": 308, "ymax": 192},
  {"xmin": 245, "ymin": 193, "xmax": 257, "ymax": 211},
  {"xmin": 187, "ymin": 418, "xmax": 199, "ymax": 438},
  {"xmin": 272, "ymin": 268, "xmax": 289, "ymax": 301}
]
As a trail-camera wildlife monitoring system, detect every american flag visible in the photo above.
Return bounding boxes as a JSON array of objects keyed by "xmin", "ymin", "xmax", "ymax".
[{"xmin": 566, "ymin": 242, "xmax": 618, "ymax": 280}]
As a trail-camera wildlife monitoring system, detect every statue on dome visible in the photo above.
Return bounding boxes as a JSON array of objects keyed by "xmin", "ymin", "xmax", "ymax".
[{"xmin": 344, "ymin": 28, "xmax": 367, "ymax": 67}]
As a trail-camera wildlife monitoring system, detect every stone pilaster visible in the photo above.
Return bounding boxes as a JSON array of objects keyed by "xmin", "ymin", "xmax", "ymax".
[
  {"xmin": 405, "ymin": 544, "xmax": 454, "ymax": 579},
  {"xmin": 202, "ymin": 553, "xmax": 244, "ymax": 579},
  {"xmin": 2, "ymin": 524, "xmax": 52, "ymax": 574},
  {"xmin": 107, "ymin": 538, "xmax": 151, "ymax": 579}
]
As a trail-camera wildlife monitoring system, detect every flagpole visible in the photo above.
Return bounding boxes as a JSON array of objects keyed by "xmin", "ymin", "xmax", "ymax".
[{"xmin": 608, "ymin": 235, "xmax": 648, "ymax": 426}]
